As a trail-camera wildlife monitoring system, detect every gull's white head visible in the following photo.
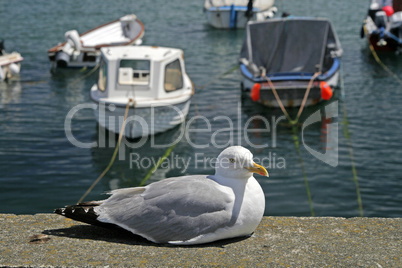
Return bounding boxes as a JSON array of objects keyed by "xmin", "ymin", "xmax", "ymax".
[{"xmin": 215, "ymin": 146, "xmax": 269, "ymax": 179}]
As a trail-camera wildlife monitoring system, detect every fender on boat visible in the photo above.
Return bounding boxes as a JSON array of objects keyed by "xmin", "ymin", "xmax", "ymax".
[
  {"xmin": 0, "ymin": 66, "xmax": 4, "ymax": 81},
  {"xmin": 8, "ymin": 63, "xmax": 20, "ymax": 75}
]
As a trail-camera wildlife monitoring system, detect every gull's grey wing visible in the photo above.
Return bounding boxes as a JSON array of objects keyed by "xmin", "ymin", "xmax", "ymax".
[{"xmin": 95, "ymin": 175, "xmax": 234, "ymax": 243}]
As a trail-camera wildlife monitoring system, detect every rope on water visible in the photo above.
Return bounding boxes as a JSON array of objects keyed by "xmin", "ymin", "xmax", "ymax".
[
  {"xmin": 291, "ymin": 125, "xmax": 315, "ymax": 216},
  {"xmin": 263, "ymin": 71, "xmax": 321, "ymax": 125},
  {"xmin": 77, "ymin": 98, "xmax": 133, "ymax": 204},
  {"xmin": 138, "ymin": 143, "xmax": 177, "ymax": 187},
  {"xmin": 363, "ymin": 24, "xmax": 402, "ymax": 85},
  {"xmin": 69, "ymin": 63, "xmax": 100, "ymax": 88},
  {"xmin": 262, "ymin": 72, "xmax": 320, "ymax": 216},
  {"xmin": 339, "ymin": 67, "xmax": 364, "ymax": 216},
  {"xmin": 342, "ymin": 103, "xmax": 363, "ymax": 217}
]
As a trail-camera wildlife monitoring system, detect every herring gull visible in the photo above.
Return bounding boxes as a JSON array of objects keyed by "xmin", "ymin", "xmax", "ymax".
[{"xmin": 55, "ymin": 146, "xmax": 269, "ymax": 245}]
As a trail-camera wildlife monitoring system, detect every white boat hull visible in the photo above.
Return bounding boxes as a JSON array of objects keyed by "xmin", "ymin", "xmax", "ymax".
[
  {"xmin": 94, "ymin": 99, "xmax": 191, "ymax": 139},
  {"xmin": 48, "ymin": 14, "xmax": 144, "ymax": 69},
  {"xmin": 91, "ymin": 45, "xmax": 193, "ymax": 138},
  {"xmin": 0, "ymin": 52, "xmax": 23, "ymax": 82},
  {"xmin": 205, "ymin": 8, "xmax": 275, "ymax": 29}
]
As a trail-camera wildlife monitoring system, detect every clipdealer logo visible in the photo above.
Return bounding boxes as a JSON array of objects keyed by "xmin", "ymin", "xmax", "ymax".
[
  {"xmin": 302, "ymin": 101, "xmax": 338, "ymax": 167},
  {"xmin": 63, "ymin": 101, "xmax": 338, "ymax": 169}
]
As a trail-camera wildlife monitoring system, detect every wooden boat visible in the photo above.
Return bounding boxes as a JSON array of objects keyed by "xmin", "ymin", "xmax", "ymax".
[
  {"xmin": 90, "ymin": 46, "xmax": 193, "ymax": 139},
  {"xmin": 361, "ymin": 0, "xmax": 402, "ymax": 52},
  {"xmin": 203, "ymin": 0, "xmax": 277, "ymax": 29},
  {"xmin": 48, "ymin": 14, "xmax": 144, "ymax": 68},
  {"xmin": 0, "ymin": 40, "xmax": 23, "ymax": 82},
  {"xmin": 239, "ymin": 17, "xmax": 343, "ymax": 108}
]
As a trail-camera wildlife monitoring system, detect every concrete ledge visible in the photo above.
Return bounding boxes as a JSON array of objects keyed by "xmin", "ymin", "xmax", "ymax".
[{"xmin": 0, "ymin": 214, "xmax": 400, "ymax": 267}]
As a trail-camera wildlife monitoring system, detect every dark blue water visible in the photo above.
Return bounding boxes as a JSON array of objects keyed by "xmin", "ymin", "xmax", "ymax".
[{"xmin": 0, "ymin": 0, "xmax": 401, "ymax": 217}]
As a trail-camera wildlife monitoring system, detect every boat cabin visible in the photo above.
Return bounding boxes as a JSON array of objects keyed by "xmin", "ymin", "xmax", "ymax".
[{"xmin": 95, "ymin": 46, "xmax": 191, "ymax": 105}]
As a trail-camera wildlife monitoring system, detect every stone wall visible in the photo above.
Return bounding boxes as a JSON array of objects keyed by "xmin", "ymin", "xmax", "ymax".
[{"xmin": 0, "ymin": 214, "xmax": 400, "ymax": 267}]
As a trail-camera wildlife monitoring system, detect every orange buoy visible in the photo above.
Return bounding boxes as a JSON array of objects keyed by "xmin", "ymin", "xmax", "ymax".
[
  {"xmin": 320, "ymin": 81, "xmax": 333, "ymax": 100},
  {"xmin": 250, "ymin": 83, "xmax": 261, "ymax": 101}
]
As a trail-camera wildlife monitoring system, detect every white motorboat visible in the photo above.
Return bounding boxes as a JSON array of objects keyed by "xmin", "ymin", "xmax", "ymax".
[
  {"xmin": 48, "ymin": 14, "xmax": 144, "ymax": 68},
  {"xmin": 204, "ymin": 0, "xmax": 277, "ymax": 29},
  {"xmin": 90, "ymin": 46, "xmax": 193, "ymax": 139},
  {"xmin": 0, "ymin": 40, "xmax": 23, "ymax": 82}
]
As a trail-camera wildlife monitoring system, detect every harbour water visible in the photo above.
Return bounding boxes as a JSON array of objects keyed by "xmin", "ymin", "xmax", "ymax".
[{"xmin": 0, "ymin": 0, "xmax": 401, "ymax": 217}]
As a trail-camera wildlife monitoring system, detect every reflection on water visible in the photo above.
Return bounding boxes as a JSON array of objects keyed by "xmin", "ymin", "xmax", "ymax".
[
  {"xmin": 49, "ymin": 68, "xmax": 98, "ymax": 105},
  {"xmin": 0, "ymin": 81, "xmax": 22, "ymax": 108},
  {"xmin": 0, "ymin": 0, "xmax": 401, "ymax": 217},
  {"xmin": 90, "ymin": 123, "xmax": 192, "ymax": 190},
  {"xmin": 241, "ymin": 91, "xmax": 340, "ymax": 159}
]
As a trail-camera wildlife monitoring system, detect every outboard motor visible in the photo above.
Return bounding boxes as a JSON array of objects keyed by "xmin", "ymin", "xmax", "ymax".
[
  {"xmin": 374, "ymin": 11, "xmax": 389, "ymax": 46},
  {"xmin": 55, "ymin": 51, "xmax": 70, "ymax": 68},
  {"xmin": 56, "ymin": 30, "xmax": 81, "ymax": 68},
  {"xmin": 375, "ymin": 10, "xmax": 388, "ymax": 28}
]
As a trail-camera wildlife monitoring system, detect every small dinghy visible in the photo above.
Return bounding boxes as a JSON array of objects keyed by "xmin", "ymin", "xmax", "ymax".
[
  {"xmin": 239, "ymin": 17, "xmax": 343, "ymax": 108},
  {"xmin": 0, "ymin": 40, "xmax": 23, "ymax": 82},
  {"xmin": 361, "ymin": 0, "xmax": 402, "ymax": 52},
  {"xmin": 203, "ymin": 0, "xmax": 277, "ymax": 29},
  {"xmin": 48, "ymin": 14, "xmax": 144, "ymax": 68},
  {"xmin": 90, "ymin": 46, "xmax": 193, "ymax": 139}
]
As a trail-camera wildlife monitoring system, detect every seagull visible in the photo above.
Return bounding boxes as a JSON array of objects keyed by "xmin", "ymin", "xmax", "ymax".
[{"xmin": 55, "ymin": 146, "xmax": 269, "ymax": 245}]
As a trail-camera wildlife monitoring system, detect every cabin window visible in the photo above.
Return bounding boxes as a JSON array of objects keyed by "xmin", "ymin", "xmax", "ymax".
[
  {"xmin": 118, "ymin": 60, "xmax": 150, "ymax": 86},
  {"xmin": 164, "ymin": 59, "xmax": 183, "ymax": 92},
  {"xmin": 98, "ymin": 60, "xmax": 107, "ymax": 92}
]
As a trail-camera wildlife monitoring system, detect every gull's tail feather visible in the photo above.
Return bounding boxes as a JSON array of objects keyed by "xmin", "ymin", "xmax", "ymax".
[{"xmin": 54, "ymin": 201, "xmax": 117, "ymax": 229}]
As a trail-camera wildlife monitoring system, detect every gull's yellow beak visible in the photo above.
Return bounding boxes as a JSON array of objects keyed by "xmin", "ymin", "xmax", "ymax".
[{"xmin": 246, "ymin": 162, "xmax": 269, "ymax": 177}]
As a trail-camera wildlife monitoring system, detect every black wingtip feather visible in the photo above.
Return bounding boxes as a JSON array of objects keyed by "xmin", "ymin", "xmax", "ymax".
[{"xmin": 54, "ymin": 202, "xmax": 118, "ymax": 230}]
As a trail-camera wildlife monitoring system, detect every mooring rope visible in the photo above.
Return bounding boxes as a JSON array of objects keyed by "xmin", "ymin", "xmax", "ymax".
[
  {"xmin": 261, "ymin": 72, "xmax": 321, "ymax": 216},
  {"xmin": 69, "ymin": 63, "xmax": 100, "ymax": 88},
  {"xmin": 339, "ymin": 67, "xmax": 364, "ymax": 216},
  {"xmin": 138, "ymin": 143, "xmax": 177, "ymax": 187},
  {"xmin": 291, "ymin": 124, "xmax": 315, "ymax": 216},
  {"xmin": 341, "ymin": 102, "xmax": 364, "ymax": 216},
  {"xmin": 77, "ymin": 98, "xmax": 133, "ymax": 204},
  {"xmin": 263, "ymin": 71, "xmax": 321, "ymax": 125},
  {"xmin": 363, "ymin": 24, "xmax": 402, "ymax": 85}
]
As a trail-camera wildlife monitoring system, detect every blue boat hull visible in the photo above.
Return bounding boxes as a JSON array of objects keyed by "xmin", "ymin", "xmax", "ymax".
[{"xmin": 240, "ymin": 58, "xmax": 341, "ymax": 108}]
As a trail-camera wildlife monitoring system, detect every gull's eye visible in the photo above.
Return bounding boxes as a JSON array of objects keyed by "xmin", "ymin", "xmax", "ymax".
[{"xmin": 229, "ymin": 158, "xmax": 235, "ymax": 163}]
